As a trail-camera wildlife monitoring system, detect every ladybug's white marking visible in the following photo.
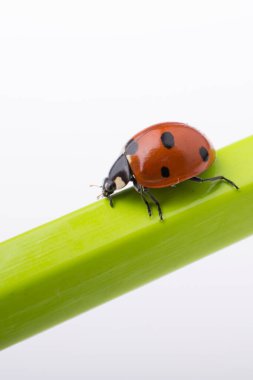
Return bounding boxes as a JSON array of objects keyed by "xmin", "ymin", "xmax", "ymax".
[
  {"xmin": 115, "ymin": 176, "xmax": 126, "ymax": 189},
  {"xmin": 126, "ymin": 155, "xmax": 132, "ymax": 164}
]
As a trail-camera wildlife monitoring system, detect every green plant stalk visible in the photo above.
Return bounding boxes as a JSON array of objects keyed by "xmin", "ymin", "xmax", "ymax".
[{"xmin": 1, "ymin": 136, "xmax": 253, "ymax": 350}]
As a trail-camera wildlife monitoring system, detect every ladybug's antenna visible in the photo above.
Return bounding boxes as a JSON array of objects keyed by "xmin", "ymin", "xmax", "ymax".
[
  {"xmin": 90, "ymin": 184, "xmax": 103, "ymax": 200},
  {"xmin": 89, "ymin": 184, "xmax": 102, "ymax": 188}
]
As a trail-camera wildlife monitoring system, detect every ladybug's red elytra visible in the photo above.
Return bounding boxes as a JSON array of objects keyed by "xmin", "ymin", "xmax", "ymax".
[{"xmin": 101, "ymin": 122, "xmax": 239, "ymax": 220}]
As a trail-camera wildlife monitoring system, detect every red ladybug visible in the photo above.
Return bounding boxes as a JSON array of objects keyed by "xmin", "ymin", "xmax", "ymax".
[{"xmin": 101, "ymin": 122, "xmax": 238, "ymax": 220}]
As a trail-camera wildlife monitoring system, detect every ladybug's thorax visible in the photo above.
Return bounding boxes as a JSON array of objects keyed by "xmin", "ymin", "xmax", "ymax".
[{"xmin": 103, "ymin": 154, "xmax": 132, "ymax": 197}]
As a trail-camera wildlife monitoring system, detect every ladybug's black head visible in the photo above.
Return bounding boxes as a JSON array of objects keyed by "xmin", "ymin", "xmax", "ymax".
[{"xmin": 102, "ymin": 177, "xmax": 116, "ymax": 198}]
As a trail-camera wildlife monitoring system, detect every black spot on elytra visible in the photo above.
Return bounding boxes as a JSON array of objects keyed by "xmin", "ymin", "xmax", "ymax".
[
  {"xmin": 161, "ymin": 132, "xmax": 174, "ymax": 149},
  {"xmin": 199, "ymin": 146, "xmax": 209, "ymax": 162},
  {"xmin": 125, "ymin": 139, "xmax": 138, "ymax": 155},
  {"xmin": 161, "ymin": 166, "xmax": 170, "ymax": 178}
]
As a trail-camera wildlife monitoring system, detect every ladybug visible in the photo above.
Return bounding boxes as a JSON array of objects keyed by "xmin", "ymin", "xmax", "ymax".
[{"xmin": 100, "ymin": 122, "xmax": 239, "ymax": 220}]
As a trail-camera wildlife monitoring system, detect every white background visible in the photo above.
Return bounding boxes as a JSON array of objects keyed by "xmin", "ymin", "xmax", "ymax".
[{"xmin": 0, "ymin": 0, "xmax": 253, "ymax": 379}]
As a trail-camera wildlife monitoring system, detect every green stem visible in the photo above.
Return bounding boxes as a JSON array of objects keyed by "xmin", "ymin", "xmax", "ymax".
[{"xmin": 1, "ymin": 136, "xmax": 253, "ymax": 350}]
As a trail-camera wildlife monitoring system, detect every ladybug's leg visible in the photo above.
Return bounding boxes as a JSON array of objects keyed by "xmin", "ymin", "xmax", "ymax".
[
  {"xmin": 140, "ymin": 193, "xmax": 152, "ymax": 217},
  {"xmin": 143, "ymin": 188, "xmax": 163, "ymax": 221},
  {"xmin": 132, "ymin": 179, "xmax": 152, "ymax": 217},
  {"xmin": 190, "ymin": 176, "xmax": 239, "ymax": 190},
  {"xmin": 108, "ymin": 195, "xmax": 114, "ymax": 208}
]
